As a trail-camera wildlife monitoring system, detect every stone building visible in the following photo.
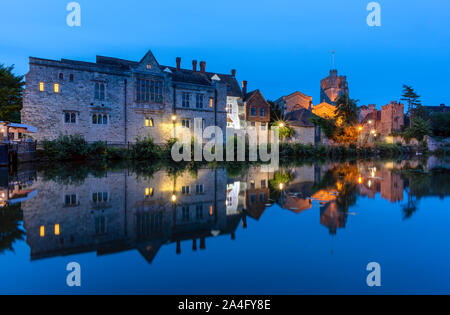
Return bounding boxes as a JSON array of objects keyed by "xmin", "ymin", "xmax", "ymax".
[
  {"xmin": 312, "ymin": 102, "xmax": 336, "ymax": 119},
  {"xmin": 320, "ymin": 69, "xmax": 349, "ymax": 105},
  {"xmin": 284, "ymin": 108, "xmax": 322, "ymax": 145},
  {"xmin": 21, "ymin": 50, "xmax": 230, "ymax": 144},
  {"xmin": 274, "ymin": 91, "xmax": 313, "ymax": 115},
  {"xmin": 360, "ymin": 101, "xmax": 405, "ymax": 138},
  {"xmin": 358, "ymin": 104, "xmax": 376, "ymax": 123}
]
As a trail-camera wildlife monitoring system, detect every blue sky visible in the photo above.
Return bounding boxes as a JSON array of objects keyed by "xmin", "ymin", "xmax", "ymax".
[{"xmin": 1, "ymin": 0, "xmax": 449, "ymax": 107}]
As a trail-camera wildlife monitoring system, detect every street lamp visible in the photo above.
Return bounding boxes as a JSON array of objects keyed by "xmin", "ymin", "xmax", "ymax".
[{"xmin": 171, "ymin": 115, "xmax": 177, "ymax": 121}]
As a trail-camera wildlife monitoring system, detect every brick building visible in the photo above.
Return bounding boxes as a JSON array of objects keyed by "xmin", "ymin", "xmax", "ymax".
[
  {"xmin": 274, "ymin": 91, "xmax": 313, "ymax": 115},
  {"xmin": 360, "ymin": 101, "xmax": 405, "ymax": 138},
  {"xmin": 320, "ymin": 69, "xmax": 349, "ymax": 105},
  {"xmin": 243, "ymin": 88, "xmax": 271, "ymax": 141},
  {"xmin": 21, "ymin": 50, "xmax": 232, "ymax": 144}
]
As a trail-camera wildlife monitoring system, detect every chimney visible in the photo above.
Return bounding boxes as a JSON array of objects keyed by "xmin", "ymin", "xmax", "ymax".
[
  {"xmin": 192, "ymin": 60, "xmax": 197, "ymax": 72},
  {"xmin": 441, "ymin": 103, "xmax": 445, "ymax": 107},
  {"xmin": 242, "ymin": 80, "xmax": 248, "ymax": 96},
  {"xmin": 231, "ymin": 69, "xmax": 236, "ymax": 77},
  {"xmin": 200, "ymin": 61, "xmax": 206, "ymax": 73},
  {"xmin": 176, "ymin": 57, "xmax": 181, "ymax": 71}
]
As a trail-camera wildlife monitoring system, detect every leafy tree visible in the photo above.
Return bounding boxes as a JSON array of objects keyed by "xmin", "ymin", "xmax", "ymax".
[
  {"xmin": 267, "ymin": 100, "xmax": 283, "ymax": 123},
  {"xmin": 403, "ymin": 117, "xmax": 431, "ymax": 142},
  {"xmin": 0, "ymin": 64, "xmax": 24, "ymax": 122},
  {"xmin": 0, "ymin": 204, "xmax": 25, "ymax": 254},
  {"xmin": 334, "ymin": 94, "xmax": 359, "ymax": 125},
  {"xmin": 430, "ymin": 112, "xmax": 450, "ymax": 137},
  {"xmin": 401, "ymin": 85, "xmax": 423, "ymax": 123}
]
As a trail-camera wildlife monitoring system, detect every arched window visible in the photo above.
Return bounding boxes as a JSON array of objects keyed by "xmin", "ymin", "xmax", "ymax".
[
  {"xmin": 59, "ymin": 73, "xmax": 64, "ymax": 80},
  {"xmin": 103, "ymin": 115, "xmax": 108, "ymax": 125},
  {"xmin": 92, "ymin": 114, "xmax": 97, "ymax": 124}
]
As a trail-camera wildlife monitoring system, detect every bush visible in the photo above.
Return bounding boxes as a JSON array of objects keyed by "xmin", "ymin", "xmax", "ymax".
[
  {"xmin": 42, "ymin": 134, "xmax": 89, "ymax": 160},
  {"xmin": 130, "ymin": 137, "xmax": 163, "ymax": 161}
]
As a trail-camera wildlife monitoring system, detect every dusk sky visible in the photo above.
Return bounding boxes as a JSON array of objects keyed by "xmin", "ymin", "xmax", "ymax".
[{"xmin": 1, "ymin": 0, "xmax": 449, "ymax": 107}]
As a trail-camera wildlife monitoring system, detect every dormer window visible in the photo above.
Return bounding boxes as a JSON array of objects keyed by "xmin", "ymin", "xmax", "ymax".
[{"xmin": 146, "ymin": 64, "xmax": 152, "ymax": 70}]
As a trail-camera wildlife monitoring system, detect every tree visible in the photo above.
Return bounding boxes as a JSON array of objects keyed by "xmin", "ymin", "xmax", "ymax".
[
  {"xmin": 430, "ymin": 112, "xmax": 450, "ymax": 138},
  {"xmin": 334, "ymin": 94, "xmax": 359, "ymax": 125},
  {"xmin": 403, "ymin": 117, "xmax": 431, "ymax": 142},
  {"xmin": 267, "ymin": 100, "xmax": 283, "ymax": 123},
  {"xmin": 400, "ymin": 85, "xmax": 422, "ymax": 123},
  {"xmin": 0, "ymin": 64, "xmax": 24, "ymax": 122}
]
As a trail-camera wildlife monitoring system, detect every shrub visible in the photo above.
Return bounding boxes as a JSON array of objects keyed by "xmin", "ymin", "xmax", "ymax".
[
  {"xmin": 130, "ymin": 137, "xmax": 162, "ymax": 161},
  {"xmin": 42, "ymin": 134, "xmax": 89, "ymax": 160}
]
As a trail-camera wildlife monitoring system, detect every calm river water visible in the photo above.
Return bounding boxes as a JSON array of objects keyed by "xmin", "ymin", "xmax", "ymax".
[{"xmin": 0, "ymin": 157, "xmax": 449, "ymax": 294}]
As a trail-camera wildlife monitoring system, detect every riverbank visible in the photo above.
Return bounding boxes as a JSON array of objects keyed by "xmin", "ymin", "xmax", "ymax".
[{"xmin": 35, "ymin": 134, "xmax": 446, "ymax": 163}]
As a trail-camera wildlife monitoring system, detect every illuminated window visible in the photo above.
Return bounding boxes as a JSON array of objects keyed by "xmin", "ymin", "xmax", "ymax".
[
  {"xmin": 54, "ymin": 83, "xmax": 60, "ymax": 93},
  {"xmin": 146, "ymin": 64, "xmax": 152, "ymax": 70},
  {"xmin": 39, "ymin": 82, "xmax": 44, "ymax": 92},
  {"xmin": 209, "ymin": 205, "xmax": 214, "ymax": 216},
  {"xmin": 145, "ymin": 117, "xmax": 154, "ymax": 127},
  {"xmin": 209, "ymin": 97, "xmax": 214, "ymax": 108},
  {"xmin": 54, "ymin": 224, "xmax": 60, "ymax": 236},
  {"xmin": 145, "ymin": 187, "xmax": 153, "ymax": 197},
  {"xmin": 40, "ymin": 225, "xmax": 45, "ymax": 237}
]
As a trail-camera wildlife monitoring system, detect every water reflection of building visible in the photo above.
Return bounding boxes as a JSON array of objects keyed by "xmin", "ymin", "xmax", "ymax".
[
  {"xmin": 0, "ymin": 167, "xmax": 37, "ymax": 208},
  {"xmin": 21, "ymin": 168, "xmax": 244, "ymax": 263},
  {"xmin": 21, "ymin": 166, "xmax": 278, "ymax": 263},
  {"xmin": 358, "ymin": 165, "xmax": 404, "ymax": 203}
]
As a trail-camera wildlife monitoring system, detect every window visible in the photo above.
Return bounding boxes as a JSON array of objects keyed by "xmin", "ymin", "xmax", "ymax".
[
  {"xmin": 195, "ymin": 119, "xmax": 205, "ymax": 130},
  {"xmin": 181, "ymin": 119, "xmax": 190, "ymax": 128},
  {"xmin": 39, "ymin": 82, "xmax": 44, "ymax": 92},
  {"xmin": 196, "ymin": 204, "xmax": 203, "ymax": 219},
  {"xmin": 182, "ymin": 206, "xmax": 190, "ymax": 222},
  {"xmin": 70, "ymin": 74, "xmax": 74, "ymax": 82},
  {"xmin": 250, "ymin": 194, "xmax": 256, "ymax": 204},
  {"xmin": 196, "ymin": 184, "xmax": 204, "ymax": 194},
  {"xmin": 251, "ymin": 107, "xmax": 256, "ymax": 116},
  {"xmin": 64, "ymin": 112, "xmax": 77, "ymax": 124},
  {"xmin": 209, "ymin": 97, "xmax": 214, "ymax": 108},
  {"xmin": 40, "ymin": 226, "xmax": 45, "ymax": 237},
  {"xmin": 196, "ymin": 93, "xmax": 203, "ymax": 108},
  {"xmin": 209, "ymin": 205, "xmax": 214, "ymax": 216},
  {"xmin": 92, "ymin": 114, "xmax": 108, "ymax": 125},
  {"xmin": 227, "ymin": 106, "xmax": 233, "ymax": 114},
  {"xmin": 250, "ymin": 122, "xmax": 256, "ymax": 127},
  {"xmin": 146, "ymin": 64, "xmax": 152, "ymax": 70},
  {"xmin": 136, "ymin": 79, "xmax": 163, "ymax": 103},
  {"xmin": 181, "ymin": 186, "xmax": 190, "ymax": 194},
  {"xmin": 145, "ymin": 187, "xmax": 154, "ymax": 198},
  {"xmin": 92, "ymin": 192, "xmax": 108, "ymax": 203},
  {"xmin": 259, "ymin": 193, "xmax": 265, "ymax": 203},
  {"xmin": 182, "ymin": 92, "xmax": 190, "ymax": 108},
  {"xmin": 261, "ymin": 180, "xmax": 266, "ymax": 188},
  {"xmin": 64, "ymin": 194, "xmax": 77, "ymax": 206},
  {"xmin": 260, "ymin": 108, "xmax": 265, "ymax": 117},
  {"xmin": 250, "ymin": 180, "xmax": 255, "ymax": 189},
  {"xmin": 261, "ymin": 122, "xmax": 267, "ymax": 130},
  {"xmin": 95, "ymin": 82, "xmax": 105, "ymax": 100},
  {"xmin": 54, "ymin": 224, "xmax": 60, "ymax": 236},
  {"xmin": 95, "ymin": 216, "xmax": 106, "ymax": 235},
  {"xmin": 54, "ymin": 83, "xmax": 60, "ymax": 93},
  {"xmin": 59, "ymin": 73, "xmax": 64, "ymax": 80},
  {"xmin": 145, "ymin": 117, "xmax": 154, "ymax": 127}
]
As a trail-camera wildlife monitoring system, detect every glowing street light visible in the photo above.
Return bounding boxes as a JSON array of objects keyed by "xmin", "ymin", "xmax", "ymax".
[
  {"xmin": 171, "ymin": 194, "xmax": 177, "ymax": 202},
  {"xmin": 171, "ymin": 115, "xmax": 177, "ymax": 121},
  {"xmin": 279, "ymin": 183, "xmax": 284, "ymax": 190},
  {"xmin": 358, "ymin": 126, "xmax": 363, "ymax": 132},
  {"xmin": 279, "ymin": 123, "xmax": 284, "ymax": 128}
]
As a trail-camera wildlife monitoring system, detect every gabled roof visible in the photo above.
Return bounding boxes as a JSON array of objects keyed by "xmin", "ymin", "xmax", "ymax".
[
  {"xmin": 206, "ymin": 73, "xmax": 242, "ymax": 97},
  {"xmin": 285, "ymin": 108, "xmax": 316, "ymax": 127}
]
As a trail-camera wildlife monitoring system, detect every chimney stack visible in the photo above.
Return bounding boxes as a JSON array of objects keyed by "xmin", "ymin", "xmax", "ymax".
[
  {"xmin": 192, "ymin": 60, "xmax": 197, "ymax": 72},
  {"xmin": 200, "ymin": 61, "xmax": 206, "ymax": 73},
  {"xmin": 231, "ymin": 69, "xmax": 236, "ymax": 77},
  {"xmin": 441, "ymin": 103, "xmax": 445, "ymax": 107},
  {"xmin": 242, "ymin": 80, "xmax": 248, "ymax": 96},
  {"xmin": 176, "ymin": 57, "xmax": 181, "ymax": 71}
]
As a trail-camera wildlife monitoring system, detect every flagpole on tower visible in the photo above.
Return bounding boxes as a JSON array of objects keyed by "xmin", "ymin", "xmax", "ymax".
[{"xmin": 331, "ymin": 50, "xmax": 335, "ymax": 69}]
